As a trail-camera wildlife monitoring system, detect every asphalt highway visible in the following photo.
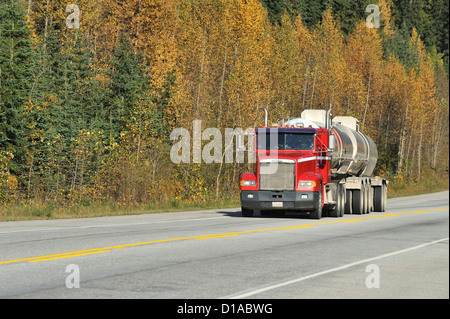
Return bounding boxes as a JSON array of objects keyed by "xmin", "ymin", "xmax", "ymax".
[{"xmin": 0, "ymin": 191, "xmax": 448, "ymax": 299}]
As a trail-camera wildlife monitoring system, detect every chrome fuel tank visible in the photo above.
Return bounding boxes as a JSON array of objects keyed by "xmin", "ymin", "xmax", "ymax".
[{"xmin": 331, "ymin": 122, "xmax": 378, "ymax": 177}]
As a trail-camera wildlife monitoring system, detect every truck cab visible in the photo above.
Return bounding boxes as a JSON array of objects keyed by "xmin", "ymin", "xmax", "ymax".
[{"xmin": 241, "ymin": 124, "xmax": 331, "ymax": 219}]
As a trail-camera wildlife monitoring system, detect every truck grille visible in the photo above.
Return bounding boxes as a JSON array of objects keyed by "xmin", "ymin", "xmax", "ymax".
[{"xmin": 259, "ymin": 161, "xmax": 295, "ymax": 191}]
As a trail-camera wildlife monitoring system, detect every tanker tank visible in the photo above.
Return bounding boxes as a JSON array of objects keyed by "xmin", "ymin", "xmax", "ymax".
[
  {"xmin": 285, "ymin": 112, "xmax": 378, "ymax": 177},
  {"xmin": 331, "ymin": 117, "xmax": 378, "ymax": 178}
]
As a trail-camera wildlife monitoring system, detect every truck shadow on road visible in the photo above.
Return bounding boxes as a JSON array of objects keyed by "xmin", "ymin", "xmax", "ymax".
[{"xmin": 215, "ymin": 210, "xmax": 313, "ymax": 219}]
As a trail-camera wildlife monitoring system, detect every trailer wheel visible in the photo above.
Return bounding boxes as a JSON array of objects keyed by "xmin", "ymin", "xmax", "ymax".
[
  {"xmin": 242, "ymin": 207, "xmax": 254, "ymax": 217},
  {"xmin": 345, "ymin": 189, "xmax": 353, "ymax": 214},
  {"xmin": 352, "ymin": 189, "xmax": 364, "ymax": 215},
  {"xmin": 373, "ymin": 186, "xmax": 382, "ymax": 212},
  {"xmin": 369, "ymin": 185, "xmax": 374, "ymax": 212},
  {"xmin": 310, "ymin": 188, "xmax": 323, "ymax": 220},
  {"xmin": 339, "ymin": 184, "xmax": 346, "ymax": 217},
  {"xmin": 374, "ymin": 183, "xmax": 387, "ymax": 212},
  {"xmin": 373, "ymin": 184, "xmax": 387, "ymax": 212},
  {"xmin": 364, "ymin": 183, "xmax": 371, "ymax": 214}
]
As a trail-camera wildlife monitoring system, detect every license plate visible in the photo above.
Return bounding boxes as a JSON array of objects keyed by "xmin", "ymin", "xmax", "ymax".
[{"xmin": 272, "ymin": 202, "xmax": 283, "ymax": 208}]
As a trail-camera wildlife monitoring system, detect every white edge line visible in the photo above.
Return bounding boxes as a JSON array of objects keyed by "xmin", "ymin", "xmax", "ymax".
[
  {"xmin": 0, "ymin": 216, "xmax": 230, "ymax": 234},
  {"xmin": 223, "ymin": 237, "xmax": 449, "ymax": 299}
]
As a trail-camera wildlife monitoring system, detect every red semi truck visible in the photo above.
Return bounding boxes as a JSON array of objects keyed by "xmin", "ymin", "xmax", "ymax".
[{"xmin": 240, "ymin": 109, "xmax": 388, "ymax": 219}]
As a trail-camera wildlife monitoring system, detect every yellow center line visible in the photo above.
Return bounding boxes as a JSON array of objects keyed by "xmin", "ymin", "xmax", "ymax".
[
  {"xmin": 0, "ymin": 248, "xmax": 112, "ymax": 264},
  {"xmin": 28, "ymin": 250, "xmax": 110, "ymax": 262},
  {"xmin": 1, "ymin": 208, "xmax": 447, "ymax": 265}
]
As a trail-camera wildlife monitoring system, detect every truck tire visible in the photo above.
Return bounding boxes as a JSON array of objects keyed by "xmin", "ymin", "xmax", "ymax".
[
  {"xmin": 374, "ymin": 184, "xmax": 387, "ymax": 212},
  {"xmin": 329, "ymin": 184, "xmax": 344, "ymax": 218},
  {"xmin": 373, "ymin": 186, "xmax": 382, "ymax": 212},
  {"xmin": 381, "ymin": 184, "xmax": 387, "ymax": 212},
  {"xmin": 310, "ymin": 188, "xmax": 323, "ymax": 220},
  {"xmin": 364, "ymin": 183, "xmax": 370, "ymax": 214},
  {"xmin": 352, "ymin": 189, "xmax": 364, "ymax": 215},
  {"xmin": 339, "ymin": 184, "xmax": 346, "ymax": 217},
  {"xmin": 345, "ymin": 189, "xmax": 353, "ymax": 214},
  {"xmin": 242, "ymin": 207, "xmax": 254, "ymax": 217}
]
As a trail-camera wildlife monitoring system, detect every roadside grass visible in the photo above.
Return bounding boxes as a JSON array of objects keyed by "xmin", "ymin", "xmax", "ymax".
[
  {"xmin": 0, "ymin": 198, "xmax": 241, "ymax": 222},
  {"xmin": 1, "ymin": 175, "xmax": 448, "ymax": 222},
  {"xmin": 387, "ymin": 174, "xmax": 449, "ymax": 198}
]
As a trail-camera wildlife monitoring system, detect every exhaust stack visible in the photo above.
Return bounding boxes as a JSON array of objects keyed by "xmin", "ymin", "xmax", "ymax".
[{"xmin": 262, "ymin": 107, "xmax": 269, "ymax": 127}]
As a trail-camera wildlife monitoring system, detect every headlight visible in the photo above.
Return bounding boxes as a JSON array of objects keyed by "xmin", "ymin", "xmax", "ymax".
[
  {"xmin": 298, "ymin": 180, "xmax": 316, "ymax": 188},
  {"xmin": 241, "ymin": 180, "xmax": 256, "ymax": 187}
]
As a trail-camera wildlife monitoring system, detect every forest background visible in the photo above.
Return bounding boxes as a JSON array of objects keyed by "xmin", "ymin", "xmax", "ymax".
[{"xmin": 0, "ymin": 0, "xmax": 448, "ymax": 220}]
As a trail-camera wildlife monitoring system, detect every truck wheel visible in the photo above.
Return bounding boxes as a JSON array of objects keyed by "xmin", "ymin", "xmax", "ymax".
[
  {"xmin": 345, "ymin": 189, "xmax": 353, "ymax": 214},
  {"xmin": 364, "ymin": 183, "xmax": 370, "ymax": 214},
  {"xmin": 339, "ymin": 184, "xmax": 346, "ymax": 217},
  {"xmin": 369, "ymin": 185, "xmax": 375, "ymax": 212},
  {"xmin": 374, "ymin": 184, "xmax": 387, "ymax": 212},
  {"xmin": 310, "ymin": 188, "xmax": 323, "ymax": 220},
  {"xmin": 352, "ymin": 189, "xmax": 364, "ymax": 215},
  {"xmin": 329, "ymin": 184, "xmax": 344, "ymax": 218},
  {"xmin": 242, "ymin": 207, "xmax": 254, "ymax": 217},
  {"xmin": 373, "ymin": 186, "xmax": 383, "ymax": 212},
  {"xmin": 380, "ymin": 183, "xmax": 387, "ymax": 212}
]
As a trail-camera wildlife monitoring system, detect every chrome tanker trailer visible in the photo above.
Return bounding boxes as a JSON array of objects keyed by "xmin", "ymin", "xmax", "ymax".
[{"xmin": 240, "ymin": 109, "xmax": 388, "ymax": 219}]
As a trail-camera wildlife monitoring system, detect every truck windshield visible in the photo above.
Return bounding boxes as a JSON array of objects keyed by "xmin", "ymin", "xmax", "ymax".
[{"xmin": 257, "ymin": 132, "xmax": 315, "ymax": 150}]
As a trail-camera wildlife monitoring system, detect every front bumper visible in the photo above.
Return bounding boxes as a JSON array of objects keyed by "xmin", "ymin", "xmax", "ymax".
[{"xmin": 241, "ymin": 190, "xmax": 318, "ymax": 211}]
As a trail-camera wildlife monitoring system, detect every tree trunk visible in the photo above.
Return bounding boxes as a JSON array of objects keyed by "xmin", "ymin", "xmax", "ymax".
[
  {"xmin": 27, "ymin": 0, "xmax": 33, "ymax": 15},
  {"xmin": 196, "ymin": 32, "xmax": 207, "ymax": 119},
  {"xmin": 44, "ymin": 0, "xmax": 50, "ymax": 42},
  {"xmin": 362, "ymin": 75, "xmax": 371, "ymax": 129},
  {"xmin": 431, "ymin": 107, "xmax": 441, "ymax": 172},
  {"xmin": 302, "ymin": 65, "xmax": 310, "ymax": 111},
  {"xmin": 416, "ymin": 121, "xmax": 424, "ymax": 180},
  {"xmin": 405, "ymin": 125, "xmax": 414, "ymax": 177},
  {"xmin": 309, "ymin": 67, "xmax": 317, "ymax": 108},
  {"xmin": 397, "ymin": 102, "xmax": 409, "ymax": 173},
  {"xmin": 217, "ymin": 49, "xmax": 228, "ymax": 127}
]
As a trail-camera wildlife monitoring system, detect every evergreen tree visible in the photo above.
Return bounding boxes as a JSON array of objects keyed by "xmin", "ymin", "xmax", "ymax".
[
  {"xmin": 292, "ymin": 0, "xmax": 324, "ymax": 28},
  {"xmin": 55, "ymin": 30, "xmax": 94, "ymax": 141},
  {"xmin": 261, "ymin": 0, "xmax": 324, "ymax": 26},
  {"xmin": 260, "ymin": 0, "xmax": 290, "ymax": 24},
  {"xmin": 105, "ymin": 33, "xmax": 148, "ymax": 141},
  {"xmin": 25, "ymin": 25, "xmax": 108, "ymax": 196},
  {"xmin": 153, "ymin": 70, "xmax": 176, "ymax": 139},
  {"xmin": 430, "ymin": 0, "xmax": 449, "ymax": 71},
  {"xmin": 325, "ymin": 0, "xmax": 373, "ymax": 35},
  {"xmin": 0, "ymin": 0, "xmax": 33, "ymax": 170},
  {"xmin": 392, "ymin": 0, "xmax": 422, "ymax": 33},
  {"xmin": 384, "ymin": 22, "xmax": 413, "ymax": 67}
]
